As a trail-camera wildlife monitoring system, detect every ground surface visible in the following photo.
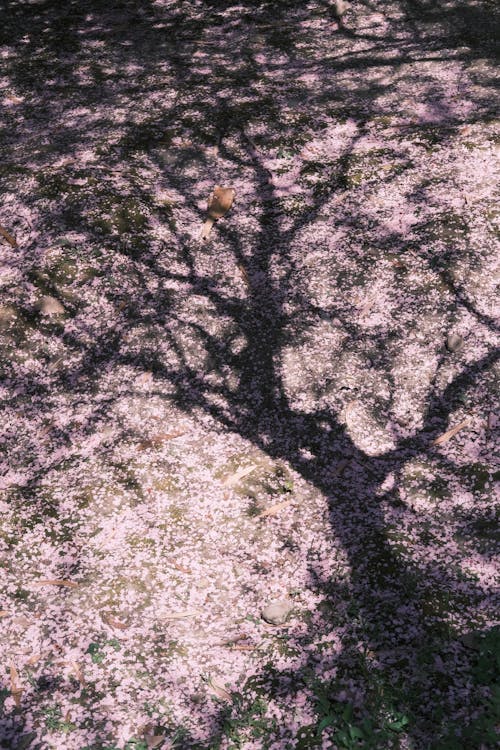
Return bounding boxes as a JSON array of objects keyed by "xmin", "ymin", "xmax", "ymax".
[{"xmin": 0, "ymin": 1, "xmax": 499, "ymax": 749}]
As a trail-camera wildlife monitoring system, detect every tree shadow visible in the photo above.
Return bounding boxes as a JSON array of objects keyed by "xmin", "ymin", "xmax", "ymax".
[{"xmin": 1, "ymin": 1, "xmax": 498, "ymax": 749}]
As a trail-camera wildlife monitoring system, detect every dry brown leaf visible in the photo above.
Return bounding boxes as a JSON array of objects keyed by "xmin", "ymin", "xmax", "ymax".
[
  {"xmin": 137, "ymin": 371, "xmax": 153, "ymax": 383},
  {"xmin": 0, "ymin": 225, "xmax": 17, "ymax": 247},
  {"xmin": 162, "ymin": 609, "xmax": 202, "ymax": 620},
  {"xmin": 258, "ymin": 498, "xmax": 293, "ymax": 518},
  {"xmin": 4, "ymin": 94, "xmax": 24, "ymax": 105},
  {"xmin": 12, "ymin": 616, "xmax": 31, "ymax": 627},
  {"xmin": 432, "ymin": 418, "xmax": 470, "ymax": 446},
  {"xmin": 9, "ymin": 663, "xmax": 23, "ymax": 708},
  {"xmin": 33, "ymin": 579, "xmax": 78, "ymax": 588},
  {"xmin": 146, "ymin": 735, "xmax": 167, "ymax": 749},
  {"xmin": 26, "ymin": 653, "xmax": 41, "ymax": 666},
  {"xmin": 11, "ymin": 687, "xmax": 23, "ymax": 709},
  {"xmin": 207, "ymin": 678, "xmax": 232, "ymax": 702},
  {"xmin": 222, "ymin": 464, "xmax": 257, "ymax": 487},
  {"xmin": 103, "ymin": 614, "xmax": 128, "ymax": 631},
  {"xmin": 0, "ymin": 610, "xmax": 10, "ymax": 617},
  {"xmin": 200, "ymin": 186, "xmax": 235, "ymax": 239},
  {"xmin": 139, "ymin": 430, "xmax": 186, "ymax": 450},
  {"xmin": 9, "ymin": 663, "xmax": 19, "ymax": 685},
  {"xmin": 238, "ymin": 264, "xmax": 250, "ymax": 287}
]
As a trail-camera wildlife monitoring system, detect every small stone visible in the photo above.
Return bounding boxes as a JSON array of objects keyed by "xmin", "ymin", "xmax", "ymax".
[
  {"xmin": 261, "ymin": 599, "xmax": 294, "ymax": 626},
  {"xmin": 446, "ymin": 333, "xmax": 464, "ymax": 352},
  {"xmin": 38, "ymin": 295, "xmax": 65, "ymax": 316}
]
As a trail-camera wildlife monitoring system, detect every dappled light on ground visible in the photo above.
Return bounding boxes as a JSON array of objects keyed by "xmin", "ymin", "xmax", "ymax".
[{"xmin": 1, "ymin": 1, "xmax": 499, "ymax": 749}]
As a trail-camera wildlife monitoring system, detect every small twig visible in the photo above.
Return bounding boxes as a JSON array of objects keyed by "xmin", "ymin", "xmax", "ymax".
[
  {"xmin": 32, "ymin": 579, "xmax": 79, "ymax": 588},
  {"xmin": 258, "ymin": 497, "xmax": 294, "ymax": 518},
  {"xmin": 432, "ymin": 418, "xmax": 470, "ymax": 446},
  {"xmin": 222, "ymin": 464, "xmax": 257, "ymax": 486},
  {"xmin": 238, "ymin": 263, "xmax": 250, "ymax": 287}
]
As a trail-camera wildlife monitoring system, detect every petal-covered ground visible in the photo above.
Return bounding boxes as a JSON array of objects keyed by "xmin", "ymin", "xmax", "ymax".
[{"xmin": 0, "ymin": 1, "xmax": 499, "ymax": 749}]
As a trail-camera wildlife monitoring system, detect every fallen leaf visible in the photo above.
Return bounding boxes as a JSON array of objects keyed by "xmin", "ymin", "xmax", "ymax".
[
  {"xmin": 162, "ymin": 609, "xmax": 202, "ymax": 620},
  {"xmin": 33, "ymin": 579, "xmax": 79, "ymax": 588},
  {"xmin": 238, "ymin": 264, "xmax": 250, "ymax": 287},
  {"xmin": 222, "ymin": 464, "xmax": 257, "ymax": 486},
  {"xmin": 146, "ymin": 735, "xmax": 167, "ymax": 749},
  {"xmin": 258, "ymin": 498, "xmax": 293, "ymax": 518},
  {"xmin": 9, "ymin": 663, "xmax": 23, "ymax": 708},
  {"xmin": 136, "ymin": 371, "xmax": 153, "ymax": 383},
  {"xmin": 4, "ymin": 94, "xmax": 24, "ymax": 105},
  {"xmin": 12, "ymin": 616, "xmax": 31, "ymax": 627},
  {"xmin": 103, "ymin": 614, "xmax": 128, "ymax": 630},
  {"xmin": 207, "ymin": 678, "xmax": 232, "ymax": 702},
  {"xmin": 26, "ymin": 653, "xmax": 41, "ymax": 666},
  {"xmin": 231, "ymin": 643, "xmax": 255, "ymax": 651},
  {"xmin": 0, "ymin": 225, "xmax": 17, "ymax": 247},
  {"xmin": 0, "ymin": 610, "xmax": 10, "ymax": 617},
  {"xmin": 432, "ymin": 418, "xmax": 470, "ymax": 446},
  {"xmin": 139, "ymin": 430, "xmax": 186, "ymax": 450},
  {"xmin": 9, "ymin": 663, "xmax": 19, "ymax": 685},
  {"xmin": 200, "ymin": 186, "xmax": 235, "ymax": 239}
]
